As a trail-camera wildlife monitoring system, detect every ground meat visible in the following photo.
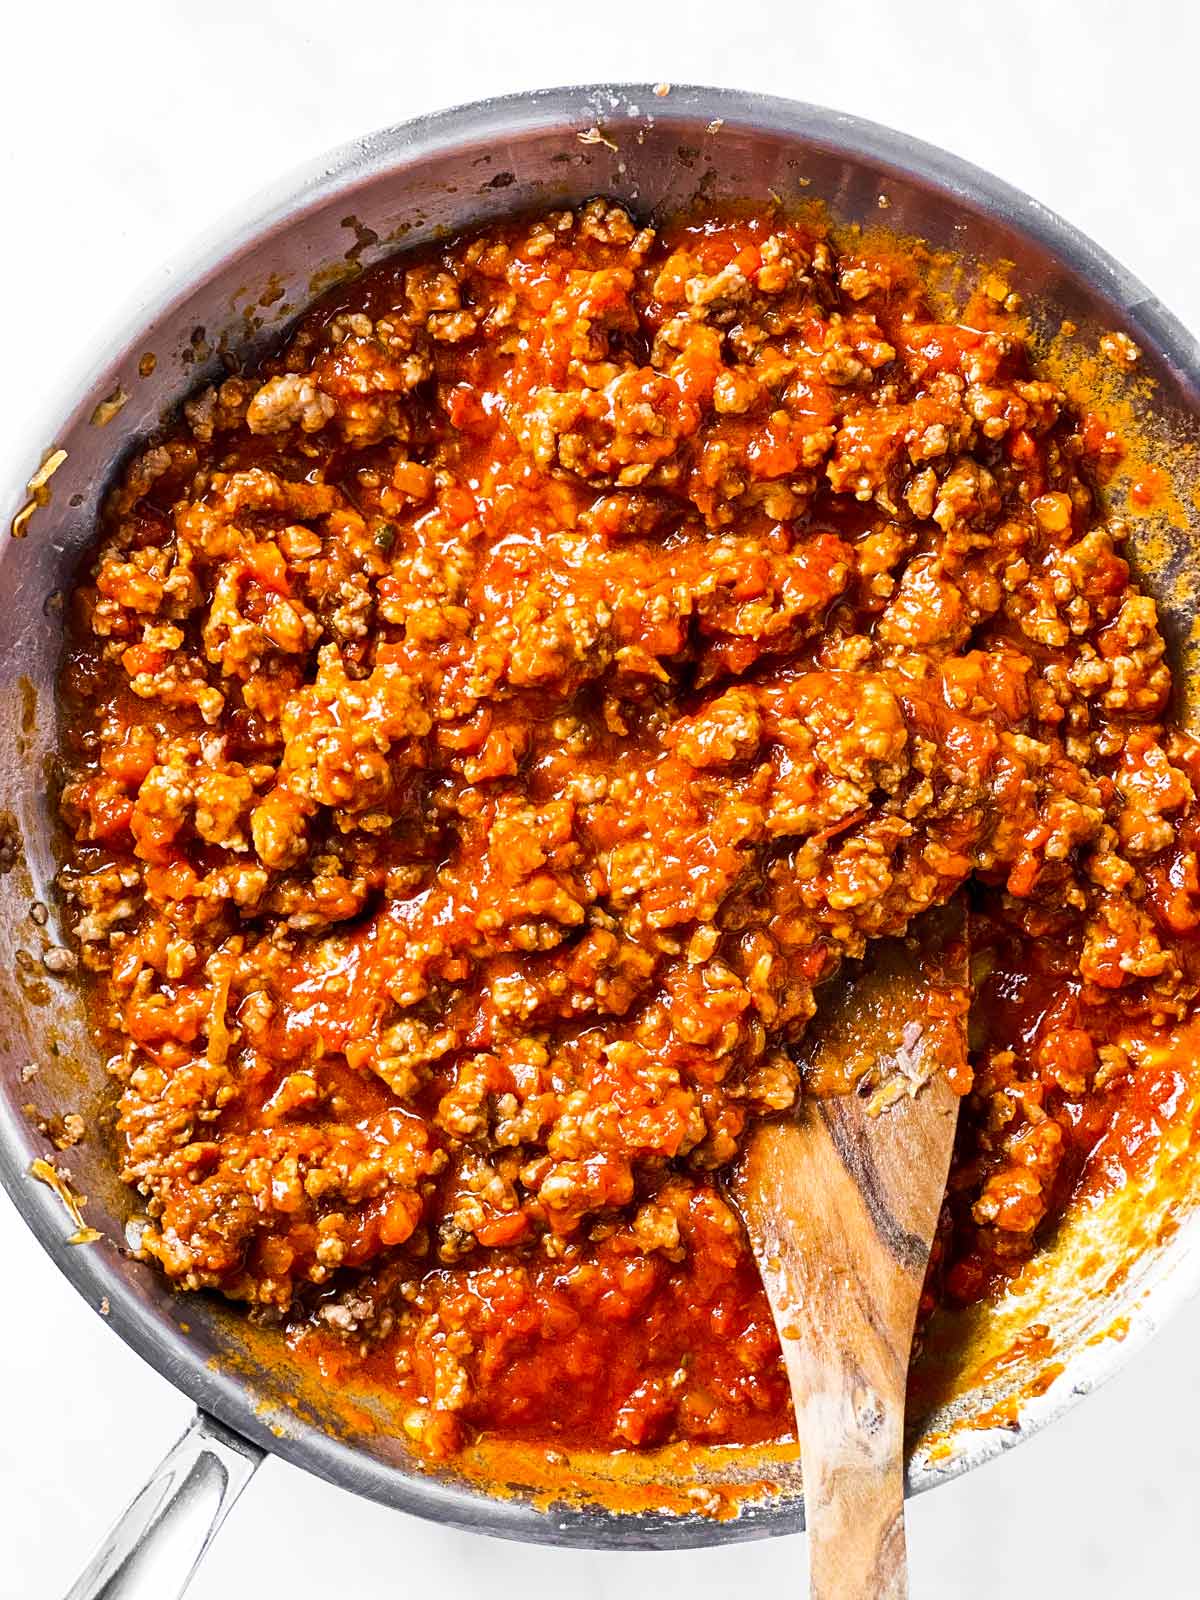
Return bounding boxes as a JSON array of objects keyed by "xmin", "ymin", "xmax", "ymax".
[
  {"xmin": 56, "ymin": 199, "xmax": 1200, "ymax": 1461},
  {"xmin": 246, "ymin": 374, "xmax": 337, "ymax": 435}
]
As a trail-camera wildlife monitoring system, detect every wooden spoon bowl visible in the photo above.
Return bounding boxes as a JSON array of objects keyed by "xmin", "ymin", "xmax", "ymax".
[{"xmin": 732, "ymin": 902, "xmax": 970, "ymax": 1599}]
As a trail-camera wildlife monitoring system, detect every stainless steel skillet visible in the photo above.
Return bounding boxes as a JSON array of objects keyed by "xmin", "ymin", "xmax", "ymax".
[{"xmin": 3, "ymin": 82, "xmax": 1200, "ymax": 1600}]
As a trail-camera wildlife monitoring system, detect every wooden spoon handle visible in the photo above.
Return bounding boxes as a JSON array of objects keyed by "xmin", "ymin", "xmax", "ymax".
[
  {"xmin": 789, "ymin": 1302, "xmax": 909, "ymax": 1599},
  {"xmin": 738, "ymin": 1077, "xmax": 960, "ymax": 1599}
]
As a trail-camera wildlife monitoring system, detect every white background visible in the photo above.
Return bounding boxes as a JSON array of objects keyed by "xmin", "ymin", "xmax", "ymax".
[{"xmin": 3, "ymin": 3, "xmax": 1200, "ymax": 1594}]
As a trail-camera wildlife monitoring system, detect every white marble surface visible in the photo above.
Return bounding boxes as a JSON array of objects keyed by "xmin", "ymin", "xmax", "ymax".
[{"xmin": 4, "ymin": 3, "xmax": 1200, "ymax": 1594}]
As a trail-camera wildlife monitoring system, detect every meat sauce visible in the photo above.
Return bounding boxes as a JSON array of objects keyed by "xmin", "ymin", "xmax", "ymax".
[{"xmin": 57, "ymin": 200, "xmax": 1200, "ymax": 1459}]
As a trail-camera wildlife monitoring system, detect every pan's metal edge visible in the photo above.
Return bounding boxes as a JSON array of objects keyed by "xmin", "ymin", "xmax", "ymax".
[
  {"xmin": 4, "ymin": 83, "xmax": 1200, "ymax": 504},
  {"xmin": 3, "ymin": 82, "xmax": 1200, "ymax": 1550}
]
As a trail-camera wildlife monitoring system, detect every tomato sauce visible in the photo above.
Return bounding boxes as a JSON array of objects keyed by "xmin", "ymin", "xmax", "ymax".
[{"xmin": 56, "ymin": 200, "xmax": 1200, "ymax": 1459}]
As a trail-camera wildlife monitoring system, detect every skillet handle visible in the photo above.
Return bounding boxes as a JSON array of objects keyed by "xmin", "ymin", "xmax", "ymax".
[{"xmin": 63, "ymin": 1410, "xmax": 263, "ymax": 1600}]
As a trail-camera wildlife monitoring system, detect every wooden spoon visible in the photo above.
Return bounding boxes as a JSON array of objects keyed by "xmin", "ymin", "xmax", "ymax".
[{"xmin": 731, "ymin": 903, "xmax": 969, "ymax": 1600}]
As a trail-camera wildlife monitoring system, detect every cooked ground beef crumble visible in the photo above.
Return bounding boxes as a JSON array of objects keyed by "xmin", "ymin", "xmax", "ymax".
[{"xmin": 57, "ymin": 199, "xmax": 1200, "ymax": 1457}]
